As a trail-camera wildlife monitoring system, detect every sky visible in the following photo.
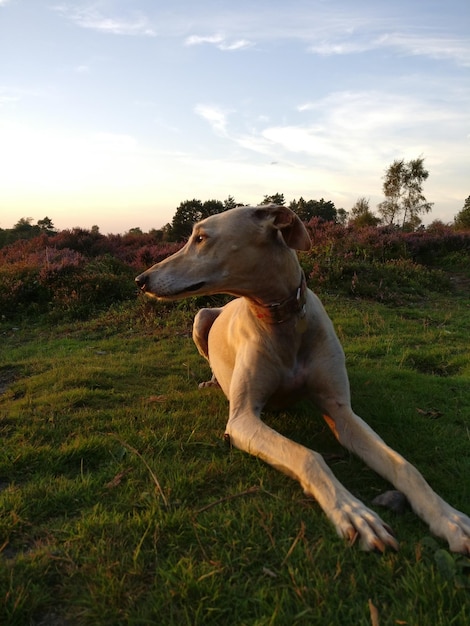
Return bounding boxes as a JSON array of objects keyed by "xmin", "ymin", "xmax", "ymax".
[{"xmin": 1, "ymin": 0, "xmax": 469, "ymax": 234}]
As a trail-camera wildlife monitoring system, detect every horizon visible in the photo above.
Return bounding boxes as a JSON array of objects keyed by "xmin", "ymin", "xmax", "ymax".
[{"xmin": 1, "ymin": 0, "xmax": 469, "ymax": 234}]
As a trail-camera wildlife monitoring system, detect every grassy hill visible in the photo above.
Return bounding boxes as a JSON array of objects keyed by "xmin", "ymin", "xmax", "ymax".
[{"xmin": 1, "ymin": 224, "xmax": 469, "ymax": 624}]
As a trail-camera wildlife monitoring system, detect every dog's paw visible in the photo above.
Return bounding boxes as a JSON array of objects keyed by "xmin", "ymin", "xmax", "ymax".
[
  {"xmin": 330, "ymin": 497, "xmax": 399, "ymax": 552},
  {"xmin": 198, "ymin": 376, "xmax": 220, "ymax": 389},
  {"xmin": 433, "ymin": 506, "xmax": 470, "ymax": 555}
]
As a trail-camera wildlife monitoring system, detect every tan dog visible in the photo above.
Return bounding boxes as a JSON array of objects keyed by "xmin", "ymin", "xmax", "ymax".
[{"xmin": 136, "ymin": 205, "xmax": 470, "ymax": 553}]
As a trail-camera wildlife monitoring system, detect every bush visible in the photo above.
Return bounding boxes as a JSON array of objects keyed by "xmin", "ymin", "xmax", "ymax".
[
  {"xmin": 0, "ymin": 250, "xmax": 136, "ymax": 320},
  {"xmin": 46, "ymin": 256, "xmax": 137, "ymax": 320},
  {"xmin": 1, "ymin": 220, "xmax": 468, "ymax": 321},
  {"xmin": 0, "ymin": 230, "xmax": 180, "ymax": 321},
  {"xmin": 300, "ymin": 219, "xmax": 454, "ymax": 303}
]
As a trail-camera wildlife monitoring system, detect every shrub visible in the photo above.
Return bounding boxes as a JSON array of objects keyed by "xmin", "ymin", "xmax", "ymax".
[
  {"xmin": 0, "ymin": 249, "xmax": 135, "ymax": 320},
  {"xmin": 300, "ymin": 219, "xmax": 453, "ymax": 303},
  {"xmin": 46, "ymin": 256, "xmax": 136, "ymax": 320},
  {"xmin": 1, "ymin": 220, "xmax": 467, "ymax": 321}
]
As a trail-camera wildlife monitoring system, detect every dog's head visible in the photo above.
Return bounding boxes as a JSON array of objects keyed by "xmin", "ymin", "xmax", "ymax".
[{"xmin": 135, "ymin": 205, "xmax": 311, "ymax": 300}]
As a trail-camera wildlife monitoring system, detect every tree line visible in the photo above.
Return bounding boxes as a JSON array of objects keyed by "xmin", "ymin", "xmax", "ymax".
[
  {"xmin": 163, "ymin": 157, "xmax": 468, "ymax": 239},
  {"xmin": 2, "ymin": 158, "xmax": 469, "ymax": 247}
]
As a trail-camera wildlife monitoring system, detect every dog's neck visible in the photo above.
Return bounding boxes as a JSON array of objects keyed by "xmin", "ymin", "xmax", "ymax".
[{"xmin": 248, "ymin": 272, "xmax": 307, "ymax": 324}]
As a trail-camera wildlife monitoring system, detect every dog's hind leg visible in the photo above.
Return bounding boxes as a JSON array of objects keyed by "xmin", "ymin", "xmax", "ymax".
[{"xmin": 193, "ymin": 308, "xmax": 223, "ymax": 388}]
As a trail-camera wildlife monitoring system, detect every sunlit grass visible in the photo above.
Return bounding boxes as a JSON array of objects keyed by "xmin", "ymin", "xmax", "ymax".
[{"xmin": 1, "ymin": 293, "xmax": 469, "ymax": 624}]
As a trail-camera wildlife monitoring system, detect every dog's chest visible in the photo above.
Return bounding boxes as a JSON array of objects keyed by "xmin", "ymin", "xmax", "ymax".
[{"xmin": 268, "ymin": 361, "xmax": 311, "ymax": 408}]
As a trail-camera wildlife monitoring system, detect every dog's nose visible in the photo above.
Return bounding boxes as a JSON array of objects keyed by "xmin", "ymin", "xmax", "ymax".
[{"xmin": 135, "ymin": 273, "xmax": 148, "ymax": 290}]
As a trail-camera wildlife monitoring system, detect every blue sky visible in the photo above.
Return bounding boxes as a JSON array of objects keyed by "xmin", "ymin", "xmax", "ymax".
[{"xmin": 1, "ymin": 0, "xmax": 469, "ymax": 233}]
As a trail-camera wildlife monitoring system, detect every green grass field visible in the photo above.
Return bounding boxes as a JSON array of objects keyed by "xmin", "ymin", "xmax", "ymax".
[{"xmin": 1, "ymin": 291, "xmax": 469, "ymax": 625}]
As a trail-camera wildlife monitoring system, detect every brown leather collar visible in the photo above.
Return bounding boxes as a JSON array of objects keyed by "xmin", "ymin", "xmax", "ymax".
[{"xmin": 250, "ymin": 272, "xmax": 307, "ymax": 324}]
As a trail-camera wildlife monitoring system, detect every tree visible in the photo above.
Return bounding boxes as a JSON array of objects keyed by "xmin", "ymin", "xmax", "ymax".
[
  {"xmin": 169, "ymin": 198, "xmax": 225, "ymax": 241},
  {"xmin": 336, "ymin": 208, "xmax": 348, "ymax": 226},
  {"xmin": 37, "ymin": 216, "xmax": 56, "ymax": 233},
  {"xmin": 290, "ymin": 197, "xmax": 310, "ymax": 221},
  {"xmin": 11, "ymin": 217, "xmax": 40, "ymax": 240},
  {"xmin": 170, "ymin": 199, "xmax": 204, "ymax": 241},
  {"xmin": 377, "ymin": 157, "xmax": 433, "ymax": 229},
  {"xmin": 313, "ymin": 198, "xmax": 337, "ymax": 222},
  {"xmin": 201, "ymin": 199, "xmax": 224, "ymax": 217},
  {"xmin": 349, "ymin": 197, "xmax": 380, "ymax": 228},
  {"xmin": 261, "ymin": 193, "xmax": 285, "ymax": 206},
  {"xmin": 289, "ymin": 197, "xmax": 337, "ymax": 222},
  {"xmin": 13, "ymin": 217, "xmax": 36, "ymax": 233},
  {"xmin": 454, "ymin": 196, "xmax": 470, "ymax": 230},
  {"xmin": 224, "ymin": 195, "xmax": 241, "ymax": 210}
]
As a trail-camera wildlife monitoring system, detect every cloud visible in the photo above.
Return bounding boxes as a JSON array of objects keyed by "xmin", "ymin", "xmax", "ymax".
[
  {"xmin": 193, "ymin": 87, "xmax": 468, "ymax": 194},
  {"xmin": 378, "ymin": 33, "xmax": 470, "ymax": 67},
  {"xmin": 307, "ymin": 39, "xmax": 374, "ymax": 56},
  {"xmin": 194, "ymin": 104, "xmax": 232, "ymax": 135},
  {"xmin": 180, "ymin": 6, "xmax": 468, "ymax": 67},
  {"xmin": 273, "ymin": 90, "xmax": 465, "ymax": 160},
  {"xmin": 219, "ymin": 39, "xmax": 252, "ymax": 51},
  {"xmin": 185, "ymin": 34, "xmax": 224, "ymax": 46},
  {"xmin": 185, "ymin": 33, "xmax": 253, "ymax": 51},
  {"xmin": 297, "ymin": 91, "xmax": 421, "ymax": 132},
  {"xmin": 308, "ymin": 31, "xmax": 470, "ymax": 67},
  {"xmin": 53, "ymin": 5, "xmax": 156, "ymax": 36},
  {"xmin": 194, "ymin": 103, "xmax": 279, "ymax": 159}
]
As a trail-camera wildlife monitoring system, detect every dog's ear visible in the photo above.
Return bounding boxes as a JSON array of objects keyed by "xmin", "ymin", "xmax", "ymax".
[{"xmin": 255, "ymin": 205, "xmax": 311, "ymax": 251}]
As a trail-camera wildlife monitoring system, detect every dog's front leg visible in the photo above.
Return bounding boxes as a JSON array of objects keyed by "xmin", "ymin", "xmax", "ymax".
[
  {"xmin": 225, "ymin": 370, "xmax": 398, "ymax": 551},
  {"xmin": 320, "ymin": 404, "xmax": 470, "ymax": 555}
]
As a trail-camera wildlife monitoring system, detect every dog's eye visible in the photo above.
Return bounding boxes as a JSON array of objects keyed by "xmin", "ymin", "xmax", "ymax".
[{"xmin": 194, "ymin": 234, "xmax": 206, "ymax": 244}]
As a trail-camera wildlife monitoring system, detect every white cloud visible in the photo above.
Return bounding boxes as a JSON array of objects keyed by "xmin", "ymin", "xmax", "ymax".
[
  {"xmin": 179, "ymin": 7, "xmax": 468, "ymax": 67},
  {"xmin": 297, "ymin": 91, "xmax": 419, "ymax": 132},
  {"xmin": 266, "ymin": 90, "xmax": 467, "ymax": 171},
  {"xmin": 308, "ymin": 31, "xmax": 470, "ymax": 67},
  {"xmin": 377, "ymin": 33, "xmax": 470, "ymax": 67},
  {"xmin": 219, "ymin": 39, "xmax": 252, "ymax": 51},
  {"xmin": 185, "ymin": 32, "xmax": 253, "ymax": 51},
  {"xmin": 53, "ymin": 5, "xmax": 156, "ymax": 36},
  {"xmin": 194, "ymin": 104, "xmax": 232, "ymax": 135},
  {"xmin": 230, "ymin": 134, "xmax": 275, "ymax": 157},
  {"xmin": 192, "ymin": 87, "xmax": 468, "ymax": 213},
  {"xmin": 185, "ymin": 34, "xmax": 224, "ymax": 46},
  {"xmin": 307, "ymin": 37, "xmax": 373, "ymax": 56}
]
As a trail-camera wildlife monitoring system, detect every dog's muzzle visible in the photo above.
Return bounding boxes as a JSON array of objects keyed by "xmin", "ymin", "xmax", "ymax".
[
  {"xmin": 135, "ymin": 273, "xmax": 206, "ymax": 297},
  {"xmin": 135, "ymin": 274, "xmax": 148, "ymax": 292}
]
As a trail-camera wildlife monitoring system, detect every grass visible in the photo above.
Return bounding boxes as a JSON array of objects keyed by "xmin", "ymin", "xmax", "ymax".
[{"xmin": 1, "ymin": 291, "xmax": 470, "ymax": 625}]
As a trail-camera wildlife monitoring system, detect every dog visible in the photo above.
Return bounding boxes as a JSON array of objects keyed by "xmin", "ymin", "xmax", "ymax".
[{"xmin": 135, "ymin": 205, "xmax": 470, "ymax": 553}]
